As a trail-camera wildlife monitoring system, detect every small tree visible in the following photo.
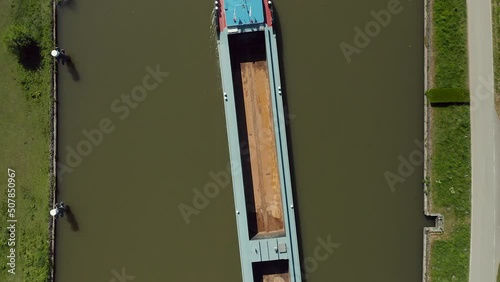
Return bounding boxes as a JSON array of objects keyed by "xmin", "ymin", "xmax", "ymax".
[
  {"xmin": 3, "ymin": 25, "xmax": 42, "ymax": 70},
  {"xmin": 3, "ymin": 25, "xmax": 34, "ymax": 56}
]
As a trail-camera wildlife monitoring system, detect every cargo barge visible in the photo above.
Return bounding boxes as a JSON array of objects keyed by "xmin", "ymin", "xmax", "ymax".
[{"xmin": 214, "ymin": 1, "xmax": 302, "ymax": 281}]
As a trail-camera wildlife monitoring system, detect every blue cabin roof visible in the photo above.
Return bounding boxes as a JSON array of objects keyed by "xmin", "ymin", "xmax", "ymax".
[{"xmin": 225, "ymin": 0, "xmax": 265, "ymax": 27}]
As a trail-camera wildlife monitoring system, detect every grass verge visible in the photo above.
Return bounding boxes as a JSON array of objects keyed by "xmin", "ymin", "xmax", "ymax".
[
  {"xmin": 433, "ymin": 0, "xmax": 468, "ymax": 89},
  {"xmin": 428, "ymin": 0, "xmax": 471, "ymax": 281},
  {"xmin": 429, "ymin": 105, "xmax": 471, "ymax": 281},
  {"xmin": 492, "ymin": 0, "xmax": 500, "ymax": 117},
  {"xmin": 0, "ymin": 0, "xmax": 53, "ymax": 281}
]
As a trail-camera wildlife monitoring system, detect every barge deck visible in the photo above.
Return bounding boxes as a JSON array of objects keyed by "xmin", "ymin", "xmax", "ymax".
[{"xmin": 215, "ymin": 1, "xmax": 302, "ymax": 281}]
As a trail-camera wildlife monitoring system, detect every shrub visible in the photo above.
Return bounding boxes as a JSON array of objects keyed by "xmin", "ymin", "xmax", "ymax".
[
  {"xmin": 3, "ymin": 24, "xmax": 42, "ymax": 70},
  {"xmin": 426, "ymin": 88, "xmax": 470, "ymax": 104},
  {"xmin": 4, "ymin": 25, "xmax": 33, "ymax": 55}
]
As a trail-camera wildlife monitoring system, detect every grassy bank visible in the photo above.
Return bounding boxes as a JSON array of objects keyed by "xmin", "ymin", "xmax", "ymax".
[
  {"xmin": 433, "ymin": 0, "xmax": 468, "ymax": 89},
  {"xmin": 493, "ymin": 0, "xmax": 500, "ymax": 117},
  {"xmin": 428, "ymin": 0, "xmax": 471, "ymax": 280},
  {"xmin": 0, "ymin": 0, "xmax": 53, "ymax": 281},
  {"xmin": 429, "ymin": 106, "xmax": 471, "ymax": 281}
]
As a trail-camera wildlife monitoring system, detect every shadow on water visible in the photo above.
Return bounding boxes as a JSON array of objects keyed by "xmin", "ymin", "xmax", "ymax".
[
  {"xmin": 57, "ymin": 0, "xmax": 77, "ymax": 10},
  {"xmin": 272, "ymin": 7, "xmax": 307, "ymax": 280},
  {"xmin": 65, "ymin": 57, "xmax": 80, "ymax": 81},
  {"xmin": 425, "ymin": 214, "xmax": 438, "ymax": 227},
  {"xmin": 65, "ymin": 206, "xmax": 80, "ymax": 231}
]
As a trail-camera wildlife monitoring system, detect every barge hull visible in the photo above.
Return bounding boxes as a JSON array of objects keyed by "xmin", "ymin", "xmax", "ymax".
[{"xmin": 215, "ymin": 1, "xmax": 302, "ymax": 281}]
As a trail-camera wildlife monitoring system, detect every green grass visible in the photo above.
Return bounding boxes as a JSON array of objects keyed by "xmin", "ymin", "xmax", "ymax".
[
  {"xmin": 429, "ymin": 105, "xmax": 471, "ymax": 281},
  {"xmin": 0, "ymin": 0, "xmax": 53, "ymax": 281},
  {"xmin": 497, "ymin": 263, "xmax": 500, "ymax": 282},
  {"xmin": 492, "ymin": 0, "xmax": 500, "ymax": 116},
  {"xmin": 429, "ymin": 0, "xmax": 471, "ymax": 280},
  {"xmin": 433, "ymin": 0, "xmax": 468, "ymax": 88}
]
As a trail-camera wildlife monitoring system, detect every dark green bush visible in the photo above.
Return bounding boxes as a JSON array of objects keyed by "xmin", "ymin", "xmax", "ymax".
[
  {"xmin": 4, "ymin": 25, "xmax": 33, "ymax": 55},
  {"xmin": 3, "ymin": 24, "xmax": 42, "ymax": 70},
  {"xmin": 426, "ymin": 88, "xmax": 470, "ymax": 104}
]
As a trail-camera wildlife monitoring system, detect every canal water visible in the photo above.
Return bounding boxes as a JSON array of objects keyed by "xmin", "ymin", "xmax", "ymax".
[{"xmin": 55, "ymin": 0, "xmax": 430, "ymax": 281}]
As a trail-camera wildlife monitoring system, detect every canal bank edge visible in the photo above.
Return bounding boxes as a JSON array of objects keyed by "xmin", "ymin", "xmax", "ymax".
[
  {"xmin": 423, "ymin": 0, "xmax": 445, "ymax": 281},
  {"xmin": 49, "ymin": 0, "xmax": 57, "ymax": 281}
]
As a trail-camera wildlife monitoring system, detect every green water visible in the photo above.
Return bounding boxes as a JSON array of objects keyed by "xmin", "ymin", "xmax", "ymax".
[{"xmin": 55, "ymin": 0, "xmax": 430, "ymax": 281}]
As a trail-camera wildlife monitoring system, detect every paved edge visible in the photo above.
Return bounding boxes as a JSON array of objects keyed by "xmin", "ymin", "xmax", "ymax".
[
  {"xmin": 467, "ymin": 0, "xmax": 500, "ymax": 280},
  {"xmin": 423, "ymin": 0, "xmax": 445, "ymax": 281}
]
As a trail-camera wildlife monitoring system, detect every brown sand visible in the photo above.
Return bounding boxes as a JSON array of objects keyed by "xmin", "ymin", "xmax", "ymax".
[
  {"xmin": 240, "ymin": 61, "xmax": 285, "ymax": 236},
  {"xmin": 262, "ymin": 273, "xmax": 290, "ymax": 282}
]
